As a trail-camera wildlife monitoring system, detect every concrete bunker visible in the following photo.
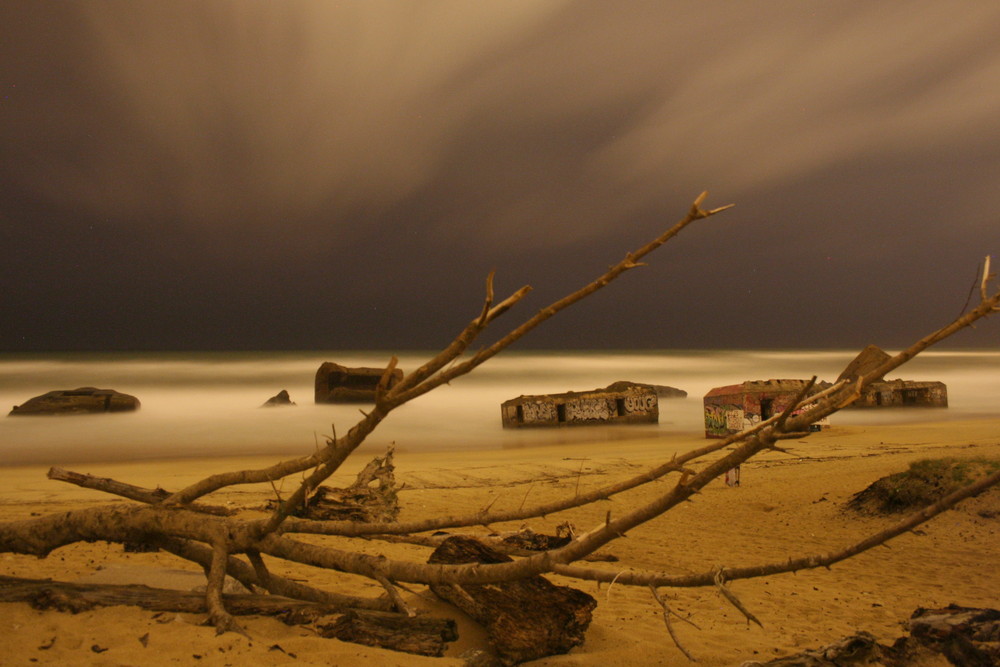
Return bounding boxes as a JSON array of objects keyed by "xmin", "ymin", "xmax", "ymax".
[
  {"xmin": 314, "ymin": 362, "xmax": 403, "ymax": 403},
  {"xmin": 501, "ymin": 385, "xmax": 658, "ymax": 429},
  {"xmin": 703, "ymin": 379, "xmax": 830, "ymax": 438},
  {"xmin": 838, "ymin": 345, "xmax": 948, "ymax": 409}
]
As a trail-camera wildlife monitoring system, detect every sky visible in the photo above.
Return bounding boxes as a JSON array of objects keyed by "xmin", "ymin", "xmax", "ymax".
[{"xmin": 2, "ymin": 1, "xmax": 999, "ymax": 352}]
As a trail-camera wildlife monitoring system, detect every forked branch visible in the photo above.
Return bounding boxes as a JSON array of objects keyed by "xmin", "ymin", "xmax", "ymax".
[{"xmin": 6, "ymin": 196, "xmax": 1000, "ymax": 652}]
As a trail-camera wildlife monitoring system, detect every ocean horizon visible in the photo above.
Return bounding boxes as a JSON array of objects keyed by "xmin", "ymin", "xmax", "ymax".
[{"xmin": 1, "ymin": 349, "xmax": 998, "ymax": 466}]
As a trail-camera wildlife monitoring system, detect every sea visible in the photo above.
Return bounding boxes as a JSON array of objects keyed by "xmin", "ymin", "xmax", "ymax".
[{"xmin": 1, "ymin": 350, "xmax": 998, "ymax": 466}]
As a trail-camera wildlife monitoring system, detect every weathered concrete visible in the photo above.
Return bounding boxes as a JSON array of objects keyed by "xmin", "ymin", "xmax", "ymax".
[
  {"xmin": 850, "ymin": 379, "xmax": 948, "ymax": 409},
  {"xmin": 314, "ymin": 362, "xmax": 403, "ymax": 403},
  {"xmin": 8, "ymin": 387, "xmax": 140, "ymax": 416},
  {"xmin": 703, "ymin": 379, "xmax": 830, "ymax": 438},
  {"xmin": 838, "ymin": 346, "xmax": 948, "ymax": 409},
  {"xmin": 501, "ymin": 385, "xmax": 658, "ymax": 428},
  {"xmin": 837, "ymin": 344, "xmax": 892, "ymax": 383}
]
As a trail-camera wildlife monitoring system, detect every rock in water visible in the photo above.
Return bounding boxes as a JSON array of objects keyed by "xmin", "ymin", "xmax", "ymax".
[
  {"xmin": 9, "ymin": 388, "xmax": 140, "ymax": 416},
  {"xmin": 261, "ymin": 389, "xmax": 296, "ymax": 407}
]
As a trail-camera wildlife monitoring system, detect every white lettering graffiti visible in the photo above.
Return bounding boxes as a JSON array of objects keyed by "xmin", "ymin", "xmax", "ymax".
[
  {"xmin": 522, "ymin": 402, "xmax": 556, "ymax": 423},
  {"xmin": 624, "ymin": 394, "xmax": 656, "ymax": 413},
  {"xmin": 567, "ymin": 398, "xmax": 612, "ymax": 421}
]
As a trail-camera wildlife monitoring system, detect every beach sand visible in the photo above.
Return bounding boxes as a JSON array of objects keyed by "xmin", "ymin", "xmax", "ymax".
[{"xmin": 1, "ymin": 418, "xmax": 999, "ymax": 666}]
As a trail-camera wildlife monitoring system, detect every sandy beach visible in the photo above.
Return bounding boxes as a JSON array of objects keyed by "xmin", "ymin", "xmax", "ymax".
[{"xmin": 1, "ymin": 418, "xmax": 999, "ymax": 666}]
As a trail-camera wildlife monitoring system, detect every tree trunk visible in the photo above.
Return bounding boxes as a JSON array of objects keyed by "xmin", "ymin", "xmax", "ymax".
[{"xmin": 0, "ymin": 575, "xmax": 457, "ymax": 657}]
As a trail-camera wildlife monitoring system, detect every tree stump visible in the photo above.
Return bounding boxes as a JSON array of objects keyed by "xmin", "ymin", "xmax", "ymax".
[
  {"xmin": 266, "ymin": 446, "xmax": 399, "ymax": 522},
  {"xmin": 428, "ymin": 536, "xmax": 596, "ymax": 665}
]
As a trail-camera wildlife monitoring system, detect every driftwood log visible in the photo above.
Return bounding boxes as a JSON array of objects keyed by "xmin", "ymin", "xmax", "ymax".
[
  {"xmin": 428, "ymin": 536, "xmax": 597, "ymax": 665},
  {"xmin": 0, "ymin": 575, "xmax": 457, "ymax": 657},
  {"xmin": 905, "ymin": 605, "xmax": 1000, "ymax": 666},
  {"xmin": 743, "ymin": 605, "xmax": 1000, "ymax": 667}
]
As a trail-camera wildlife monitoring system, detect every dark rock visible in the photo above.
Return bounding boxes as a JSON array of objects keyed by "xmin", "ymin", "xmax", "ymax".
[
  {"xmin": 261, "ymin": 389, "xmax": 296, "ymax": 407},
  {"xmin": 9, "ymin": 388, "xmax": 140, "ymax": 416}
]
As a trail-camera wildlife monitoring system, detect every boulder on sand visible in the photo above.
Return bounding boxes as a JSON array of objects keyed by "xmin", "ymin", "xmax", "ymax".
[{"xmin": 8, "ymin": 387, "xmax": 140, "ymax": 416}]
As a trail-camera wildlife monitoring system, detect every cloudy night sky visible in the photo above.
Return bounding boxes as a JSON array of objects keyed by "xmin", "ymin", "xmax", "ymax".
[{"xmin": 2, "ymin": 1, "xmax": 999, "ymax": 353}]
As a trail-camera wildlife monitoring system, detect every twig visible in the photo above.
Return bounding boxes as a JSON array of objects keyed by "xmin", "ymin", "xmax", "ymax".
[
  {"xmin": 713, "ymin": 569, "xmax": 763, "ymax": 627},
  {"xmin": 575, "ymin": 458, "xmax": 589, "ymax": 497},
  {"xmin": 479, "ymin": 494, "xmax": 500, "ymax": 515},
  {"xmin": 606, "ymin": 570, "xmax": 627, "ymax": 600},
  {"xmin": 980, "ymin": 255, "xmax": 993, "ymax": 302},
  {"xmin": 649, "ymin": 585, "xmax": 698, "ymax": 662},
  {"xmin": 957, "ymin": 258, "xmax": 983, "ymax": 318},
  {"xmin": 518, "ymin": 483, "xmax": 535, "ymax": 511},
  {"xmin": 373, "ymin": 573, "xmax": 415, "ymax": 617},
  {"xmin": 268, "ymin": 478, "xmax": 283, "ymax": 504}
]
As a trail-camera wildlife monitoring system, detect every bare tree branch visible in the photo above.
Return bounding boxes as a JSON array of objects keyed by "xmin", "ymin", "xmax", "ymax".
[
  {"xmin": 47, "ymin": 467, "xmax": 234, "ymax": 516},
  {"xmin": 552, "ymin": 467, "xmax": 1000, "ymax": 588},
  {"xmin": 3, "ymin": 194, "xmax": 999, "ymax": 660}
]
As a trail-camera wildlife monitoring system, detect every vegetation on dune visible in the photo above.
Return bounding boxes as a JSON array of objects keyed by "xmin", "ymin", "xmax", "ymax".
[{"xmin": 848, "ymin": 457, "xmax": 1000, "ymax": 515}]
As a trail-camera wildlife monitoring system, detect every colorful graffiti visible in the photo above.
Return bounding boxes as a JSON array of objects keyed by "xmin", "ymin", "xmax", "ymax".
[{"xmin": 704, "ymin": 404, "xmax": 736, "ymax": 436}]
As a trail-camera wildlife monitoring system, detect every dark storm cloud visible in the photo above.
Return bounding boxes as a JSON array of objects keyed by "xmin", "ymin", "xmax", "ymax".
[{"xmin": 2, "ymin": 1, "xmax": 1000, "ymax": 350}]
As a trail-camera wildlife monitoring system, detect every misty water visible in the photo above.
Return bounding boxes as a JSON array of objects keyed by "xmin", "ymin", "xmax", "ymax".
[{"xmin": 1, "ymin": 350, "xmax": 998, "ymax": 466}]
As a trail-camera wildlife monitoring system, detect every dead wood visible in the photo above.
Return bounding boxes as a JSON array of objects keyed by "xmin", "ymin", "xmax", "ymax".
[
  {"xmin": 262, "ymin": 446, "xmax": 399, "ymax": 522},
  {"xmin": 428, "ymin": 536, "xmax": 597, "ymax": 665},
  {"xmin": 2, "ymin": 199, "xmax": 1000, "ymax": 662},
  {"xmin": 905, "ymin": 605, "xmax": 1000, "ymax": 666},
  {"xmin": 497, "ymin": 526, "xmax": 571, "ymax": 551},
  {"xmin": 740, "ymin": 632, "xmax": 901, "ymax": 666},
  {"xmin": 742, "ymin": 605, "xmax": 1000, "ymax": 666},
  {"xmin": 298, "ymin": 446, "xmax": 399, "ymax": 522},
  {"xmin": 0, "ymin": 575, "xmax": 457, "ymax": 657},
  {"xmin": 312, "ymin": 610, "xmax": 458, "ymax": 657},
  {"xmin": 47, "ymin": 467, "xmax": 234, "ymax": 516},
  {"xmin": 368, "ymin": 529, "xmax": 618, "ymax": 561},
  {"xmin": 152, "ymin": 535, "xmax": 393, "ymax": 611}
]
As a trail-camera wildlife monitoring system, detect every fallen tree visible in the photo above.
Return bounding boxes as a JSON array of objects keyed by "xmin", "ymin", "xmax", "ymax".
[{"xmin": 2, "ymin": 194, "xmax": 999, "ymax": 662}]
